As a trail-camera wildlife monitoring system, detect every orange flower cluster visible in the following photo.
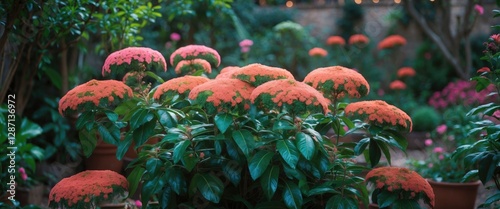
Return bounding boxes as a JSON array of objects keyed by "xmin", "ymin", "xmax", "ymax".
[
  {"xmin": 377, "ymin": 35, "xmax": 407, "ymax": 50},
  {"xmin": 348, "ymin": 34, "xmax": 370, "ymax": 45},
  {"xmin": 344, "ymin": 100, "xmax": 412, "ymax": 132},
  {"xmin": 188, "ymin": 78, "xmax": 254, "ymax": 113},
  {"xmin": 170, "ymin": 45, "xmax": 221, "ymax": 68},
  {"xmin": 102, "ymin": 47, "xmax": 167, "ymax": 76},
  {"xmin": 216, "ymin": 66, "xmax": 241, "ymax": 79},
  {"xmin": 58, "ymin": 79, "xmax": 133, "ymax": 116},
  {"xmin": 48, "ymin": 170, "xmax": 129, "ymax": 207},
  {"xmin": 326, "ymin": 36, "xmax": 346, "ymax": 46},
  {"xmin": 308, "ymin": 47, "xmax": 328, "ymax": 57},
  {"xmin": 153, "ymin": 75, "xmax": 210, "ymax": 101},
  {"xmin": 304, "ymin": 66, "xmax": 370, "ymax": 100},
  {"xmin": 229, "ymin": 63, "xmax": 294, "ymax": 86},
  {"xmin": 477, "ymin": 67, "xmax": 491, "ymax": 73},
  {"xmin": 365, "ymin": 167, "xmax": 435, "ymax": 208},
  {"xmin": 174, "ymin": 59, "xmax": 212, "ymax": 75},
  {"xmin": 250, "ymin": 79, "xmax": 329, "ymax": 114},
  {"xmin": 397, "ymin": 67, "xmax": 416, "ymax": 78},
  {"xmin": 389, "ymin": 80, "xmax": 406, "ymax": 90}
]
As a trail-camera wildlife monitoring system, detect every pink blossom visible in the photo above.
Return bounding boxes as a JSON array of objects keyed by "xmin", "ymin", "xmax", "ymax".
[
  {"xmin": 439, "ymin": 154, "xmax": 444, "ymax": 160},
  {"xmin": 239, "ymin": 39, "xmax": 254, "ymax": 48},
  {"xmin": 433, "ymin": 147, "xmax": 444, "ymax": 153},
  {"xmin": 428, "ymin": 163, "xmax": 433, "ymax": 168},
  {"xmin": 135, "ymin": 200, "xmax": 142, "ymax": 207},
  {"xmin": 424, "ymin": 139, "xmax": 433, "ymax": 146},
  {"xmin": 474, "ymin": 4, "xmax": 484, "ymax": 15},
  {"xmin": 436, "ymin": 124, "xmax": 447, "ymax": 135},
  {"xmin": 18, "ymin": 167, "xmax": 26, "ymax": 174},
  {"xmin": 165, "ymin": 41, "xmax": 172, "ymax": 49},
  {"xmin": 343, "ymin": 126, "xmax": 349, "ymax": 132},
  {"xmin": 448, "ymin": 135, "xmax": 455, "ymax": 141},
  {"xmin": 170, "ymin": 32, "xmax": 181, "ymax": 41},
  {"xmin": 21, "ymin": 173, "xmax": 28, "ymax": 181},
  {"xmin": 377, "ymin": 89, "xmax": 385, "ymax": 96},
  {"xmin": 491, "ymin": 34, "xmax": 500, "ymax": 44}
]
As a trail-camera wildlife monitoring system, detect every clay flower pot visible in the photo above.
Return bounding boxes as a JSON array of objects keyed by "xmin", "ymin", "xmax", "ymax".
[{"xmin": 427, "ymin": 179, "xmax": 480, "ymax": 209}]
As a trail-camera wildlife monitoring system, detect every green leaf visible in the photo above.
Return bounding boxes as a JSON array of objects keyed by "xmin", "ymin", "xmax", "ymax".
[
  {"xmin": 141, "ymin": 177, "xmax": 165, "ymax": 207},
  {"xmin": 181, "ymin": 153, "xmax": 199, "ymax": 172},
  {"xmin": 130, "ymin": 109, "xmax": 155, "ymax": 129},
  {"xmin": 145, "ymin": 71, "xmax": 165, "ymax": 83},
  {"xmin": 132, "ymin": 120, "xmax": 156, "ymax": 147},
  {"xmin": 369, "ymin": 139, "xmax": 381, "ymax": 168},
  {"xmin": 127, "ymin": 167, "xmax": 146, "ymax": 197},
  {"xmin": 478, "ymin": 153, "xmax": 497, "ymax": 184},
  {"xmin": 482, "ymin": 191, "xmax": 500, "ymax": 206},
  {"xmin": 261, "ymin": 165, "xmax": 279, "ymax": 200},
  {"xmin": 79, "ymin": 129, "xmax": 97, "ymax": 157},
  {"xmin": 232, "ymin": 129, "xmax": 255, "ymax": 158},
  {"xmin": 273, "ymin": 119, "xmax": 295, "ymax": 131},
  {"xmin": 192, "ymin": 173, "xmax": 224, "ymax": 203},
  {"xmin": 377, "ymin": 140, "xmax": 392, "ymax": 166},
  {"xmin": 249, "ymin": 150, "xmax": 274, "ymax": 180},
  {"xmin": 296, "ymin": 132, "xmax": 315, "ymax": 160},
  {"xmin": 146, "ymin": 158, "xmax": 162, "ymax": 176},
  {"xmin": 18, "ymin": 117, "xmax": 43, "ymax": 141},
  {"xmin": 173, "ymin": 140, "xmax": 191, "ymax": 164},
  {"xmin": 223, "ymin": 160, "xmax": 242, "ymax": 185},
  {"xmin": 277, "ymin": 140, "xmax": 299, "ymax": 169},
  {"xmin": 215, "ymin": 113, "xmax": 233, "ymax": 134},
  {"xmin": 307, "ymin": 186, "xmax": 337, "ymax": 196},
  {"xmin": 116, "ymin": 134, "xmax": 133, "ymax": 160},
  {"xmin": 157, "ymin": 109, "xmax": 178, "ymax": 128},
  {"xmin": 391, "ymin": 199, "xmax": 421, "ymax": 209},
  {"xmin": 354, "ymin": 138, "xmax": 370, "ymax": 155},
  {"xmin": 325, "ymin": 195, "xmax": 358, "ymax": 209},
  {"xmin": 165, "ymin": 167, "xmax": 187, "ymax": 195},
  {"xmin": 377, "ymin": 190, "xmax": 398, "ymax": 208},
  {"xmin": 282, "ymin": 180, "xmax": 303, "ymax": 209},
  {"xmin": 97, "ymin": 123, "xmax": 120, "ymax": 145}
]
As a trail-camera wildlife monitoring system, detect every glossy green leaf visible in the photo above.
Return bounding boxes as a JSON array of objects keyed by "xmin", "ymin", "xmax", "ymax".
[
  {"xmin": 165, "ymin": 167, "xmax": 187, "ymax": 195},
  {"xmin": 130, "ymin": 109, "xmax": 154, "ymax": 129},
  {"xmin": 277, "ymin": 140, "xmax": 299, "ymax": 169},
  {"xmin": 141, "ymin": 176, "xmax": 165, "ymax": 207},
  {"xmin": 146, "ymin": 158, "xmax": 162, "ymax": 176},
  {"xmin": 354, "ymin": 138, "xmax": 370, "ymax": 155},
  {"xmin": 192, "ymin": 173, "xmax": 224, "ymax": 203},
  {"xmin": 75, "ymin": 111, "xmax": 95, "ymax": 130},
  {"xmin": 232, "ymin": 129, "xmax": 255, "ymax": 158},
  {"xmin": 282, "ymin": 180, "xmax": 303, "ymax": 209},
  {"xmin": 116, "ymin": 134, "xmax": 133, "ymax": 160},
  {"xmin": 127, "ymin": 167, "xmax": 145, "ymax": 197},
  {"xmin": 157, "ymin": 109, "xmax": 178, "ymax": 128},
  {"xmin": 173, "ymin": 140, "xmax": 191, "ymax": 163},
  {"xmin": 369, "ymin": 139, "xmax": 381, "ymax": 168},
  {"xmin": 261, "ymin": 165, "xmax": 279, "ymax": 200},
  {"xmin": 325, "ymin": 195, "xmax": 358, "ymax": 209},
  {"xmin": 181, "ymin": 153, "xmax": 199, "ymax": 172},
  {"xmin": 249, "ymin": 150, "xmax": 274, "ymax": 180},
  {"xmin": 97, "ymin": 123, "xmax": 120, "ymax": 145},
  {"xmin": 223, "ymin": 160, "xmax": 241, "ymax": 185},
  {"xmin": 377, "ymin": 190, "xmax": 398, "ymax": 208},
  {"xmin": 79, "ymin": 129, "xmax": 97, "ymax": 157},
  {"xmin": 132, "ymin": 120, "xmax": 156, "ymax": 147},
  {"xmin": 296, "ymin": 132, "xmax": 315, "ymax": 160},
  {"xmin": 391, "ymin": 199, "xmax": 420, "ymax": 209},
  {"xmin": 273, "ymin": 119, "xmax": 295, "ymax": 131},
  {"xmin": 215, "ymin": 113, "xmax": 233, "ymax": 134}
]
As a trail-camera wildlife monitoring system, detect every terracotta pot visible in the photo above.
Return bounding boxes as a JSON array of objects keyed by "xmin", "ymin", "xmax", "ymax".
[
  {"xmin": 427, "ymin": 179, "xmax": 480, "ymax": 209},
  {"xmin": 99, "ymin": 202, "xmax": 128, "ymax": 209},
  {"xmin": 85, "ymin": 140, "xmax": 123, "ymax": 173}
]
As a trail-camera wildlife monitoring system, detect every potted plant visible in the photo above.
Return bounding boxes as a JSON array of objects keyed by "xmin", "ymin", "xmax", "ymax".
[
  {"xmin": 452, "ymin": 30, "xmax": 500, "ymax": 208},
  {"xmin": 48, "ymin": 170, "xmax": 129, "ymax": 209},
  {"xmin": 365, "ymin": 167, "xmax": 435, "ymax": 209}
]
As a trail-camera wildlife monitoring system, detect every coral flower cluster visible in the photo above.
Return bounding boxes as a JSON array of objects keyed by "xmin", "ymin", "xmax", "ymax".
[
  {"xmin": 188, "ymin": 78, "xmax": 254, "ymax": 114},
  {"xmin": 58, "ymin": 79, "xmax": 133, "ymax": 116},
  {"xmin": 308, "ymin": 47, "xmax": 328, "ymax": 57},
  {"xmin": 365, "ymin": 167, "xmax": 435, "ymax": 208},
  {"xmin": 170, "ymin": 45, "xmax": 221, "ymax": 68},
  {"xmin": 153, "ymin": 75, "xmax": 210, "ymax": 101},
  {"xmin": 48, "ymin": 170, "xmax": 129, "ymax": 208},
  {"xmin": 225, "ymin": 63, "xmax": 294, "ymax": 86},
  {"xmin": 389, "ymin": 80, "xmax": 406, "ymax": 90},
  {"xmin": 344, "ymin": 100, "xmax": 412, "ymax": 132},
  {"xmin": 102, "ymin": 47, "xmax": 167, "ymax": 76},
  {"xmin": 397, "ymin": 67, "xmax": 416, "ymax": 78},
  {"xmin": 175, "ymin": 58, "xmax": 212, "ymax": 75},
  {"xmin": 377, "ymin": 35, "xmax": 407, "ymax": 50},
  {"xmin": 250, "ymin": 79, "xmax": 330, "ymax": 115},
  {"xmin": 348, "ymin": 34, "xmax": 370, "ymax": 45},
  {"xmin": 326, "ymin": 36, "xmax": 346, "ymax": 46},
  {"xmin": 304, "ymin": 66, "xmax": 370, "ymax": 100}
]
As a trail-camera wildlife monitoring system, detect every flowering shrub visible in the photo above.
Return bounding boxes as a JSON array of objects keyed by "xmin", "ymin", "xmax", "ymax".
[
  {"xmin": 428, "ymin": 80, "xmax": 496, "ymax": 110},
  {"xmin": 48, "ymin": 170, "xmax": 129, "ymax": 208},
  {"xmin": 348, "ymin": 34, "xmax": 370, "ymax": 45},
  {"xmin": 389, "ymin": 80, "xmax": 406, "ymax": 90},
  {"xmin": 102, "ymin": 47, "xmax": 167, "ymax": 77},
  {"xmin": 326, "ymin": 35, "xmax": 346, "ymax": 46},
  {"xmin": 377, "ymin": 35, "xmax": 407, "ymax": 50},
  {"xmin": 56, "ymin": 44, "xmax": 417, "ymax": 209},
  {"xmin": 397, "ymin": 67, "xmax": 416, "ymax": 78},
  {"xmin": 308, "ymin": 47, "xmax": 328, "ymax": 57},
  {"xmin": 365, "ymin": 167, "xmax": 435, "ymax": 208}
]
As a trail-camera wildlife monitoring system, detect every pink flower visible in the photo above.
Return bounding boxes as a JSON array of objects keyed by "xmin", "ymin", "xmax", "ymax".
[
  {"xmin": 448, "ymin": 135, "xmax": 455, "ymax": 141},
  {"xmin": 433, "ymin": 147, "xmax": 444, "ymax": 153},
  {"xmin": 436, "ymin": 124, "xmax": 447, "ymax": 135},
  {"xmin": 18, "ymin": 167, "xmax": 26, "ymax": 174},
  {"xmin": 424, "ymin": 139, "xmax": 433, "ymax": 146},
  {"xmin": 21, "ymin": 173, "xmax": 28, "ymax": 181},
  {"xmin": 428, "ymin": 163, "xmax": 433, "ymax": 168},
  {"xmin": 135, "ymin": 200, "xmax": 142, "ymax": 207},
  {"xmin": 438, "ymin": 154, "xmax": 444, "ymax": 160},
  {"xmin": 241, "ymin": 46, "xmax": 250, "ymax": 53},
  {"xmin": 239, "ymin": 39, "xmax": 254, "ymax": 48},
  {"xmin": 474, "ymin": 4, "xmax": 484, "ymax": 15},
  {"xmin": 170, "ymin": 32, "xmax": 181, "ymax": 41},
  {"xmin": 491, "ymin": 34, "xmax": 500, "ymax": 44},
  {"xmin": 165, "ymin": 41, "xmax": 172, "ymax": 49}
]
